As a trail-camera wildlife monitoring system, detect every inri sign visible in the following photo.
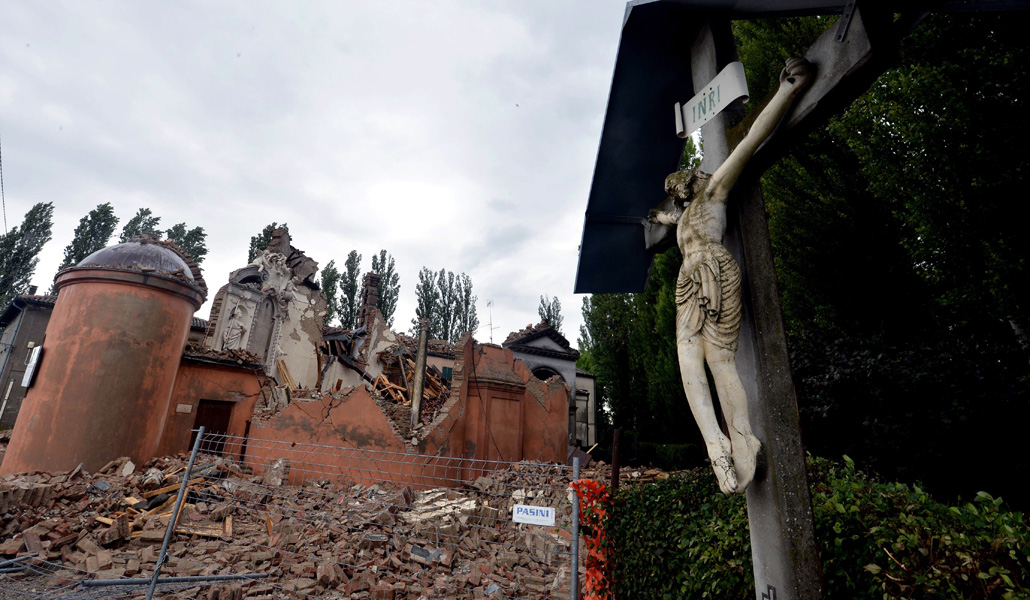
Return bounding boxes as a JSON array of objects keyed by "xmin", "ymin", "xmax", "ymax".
[{"xmin": 675, "ymin": 61, "xmax": 749, "ymax": 138}]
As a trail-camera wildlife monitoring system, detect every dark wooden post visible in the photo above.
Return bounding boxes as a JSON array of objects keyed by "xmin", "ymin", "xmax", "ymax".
[
  {"xmin": 610, "ymin": 427, "xmax": 622, "ymax": 493},
  {"xmin": 691, "ymin": 19, "xmax": 821, "ymax": 600}
]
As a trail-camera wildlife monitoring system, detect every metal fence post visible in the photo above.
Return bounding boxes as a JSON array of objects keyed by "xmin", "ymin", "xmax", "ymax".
[
  {"xmin": 147, "ymin": 426, "xmax": 205, "ymax": 600},
  {"xmin": 571, "ymin": 456, "xmax": 580, "ymax": 600}
]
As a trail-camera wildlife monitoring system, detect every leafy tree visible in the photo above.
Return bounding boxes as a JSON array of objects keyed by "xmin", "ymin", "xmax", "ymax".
[
  {"xmin": 0, "ymin": 203, "xmax": 54, "ymax": 306},
  {"xmin": 435, "ymin": 269, "xmax": 456, "ymax": 341},
  {"xmin": 610, "ymin": 457, "xmax": 1030, "ymax": 600},
  {"xmin": 119, "ymin": 207, "xmax": 162, "ymax": 243},
  {"xmin": 578, "ymin": 293, "xmax": 644, "ymax": 437},
  {"xmin": 340, "ymin": 250, "xmax": 362, "ymax": 328},
  {"xmin": 732, "ymin": 14, "xmax": 1030, "ymax": 505},
  {"xmin": 537, "ymin": 295, "xmax": 564, "ymax": 334},
  {"xmin": 410, "ymin": 267, "xmax": 479, "ymax": 343},
  {"xmin": 454, "ymin": 273, "xmax": 479, "ymax": 341},
  {"xmin": 411, "ymin": 267, "xmax": 439, "ymax": 335},
  {"xmin": 369, "ymin": 250, "xmax": 399, "ymax": 326},
  {"xmin": 248, "ymin": 222, "xmax": 287, "ymax": 263},
  {"xmin": 165, "ymin": 223, "xmax": 208, "ymax": 264},
  {"xmin": 320, "ymin": 259, "xmax": 341, "ymax": 327},
  {"xmin": 60, "ymin": 203, "xmax": 119, "ymax": 268},
  {"xmin": 578, "ymin": 246, "xmax": 695, "ymax": 454}
]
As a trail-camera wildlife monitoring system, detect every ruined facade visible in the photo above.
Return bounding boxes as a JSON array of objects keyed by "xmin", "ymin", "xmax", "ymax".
[
  {"xmin": 204, "ymin": 228, "xmax": 326, "ymax": 389},
  {"xmin": 244, "ymin": 333, "xmax": 569, "ymax": 487},
  {"xmin": 503, "ymin": 321, "xmax": 597, "ymax": 448},
  {"xmin": 0, "ymin": 232, "xmax": 576, "ymax": 489}
]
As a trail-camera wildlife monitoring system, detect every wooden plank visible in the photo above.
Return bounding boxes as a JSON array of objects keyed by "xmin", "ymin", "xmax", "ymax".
[
  {"xmin": 144, "ymin": 495, "xmax": 177, "ymax": 517},
  {"xmin": 276, "ymin": 358, "xmax": 297, "ymax": 389},
  {"xmin": 175, "ymin": 524, "xmax": 224, "ymax": 539},
  {"xmin": 171, "ymin": 502, "xmax": 192, "ymax": 531},
  {"xmin": 143, "ymin": 478, "xmax": 203, "ymax": 499},
  {"xmin": 315, "ymin": 345, "xmax": 323, "ymax": 390}
]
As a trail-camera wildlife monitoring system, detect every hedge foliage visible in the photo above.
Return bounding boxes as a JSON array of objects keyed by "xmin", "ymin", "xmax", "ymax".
[{"xmin": 607, "ymin": 456, "xmax": 1029, "ymax": 599}]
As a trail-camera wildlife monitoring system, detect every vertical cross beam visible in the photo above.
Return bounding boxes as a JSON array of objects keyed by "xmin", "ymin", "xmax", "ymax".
[{"xmin": 690, "ymin": 19, "xmax": 822, "ymax": 600}]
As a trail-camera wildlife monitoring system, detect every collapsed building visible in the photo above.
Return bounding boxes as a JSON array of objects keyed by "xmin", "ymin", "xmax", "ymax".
[{"xmin": 0, "ymin": 230, "xmax": 595, "ymax": 487}]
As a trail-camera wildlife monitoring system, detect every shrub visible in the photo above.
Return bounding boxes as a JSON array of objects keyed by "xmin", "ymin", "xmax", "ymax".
[{"xmin": 606, "ymin": 456, "xmax": 1029, "ymax": 599}]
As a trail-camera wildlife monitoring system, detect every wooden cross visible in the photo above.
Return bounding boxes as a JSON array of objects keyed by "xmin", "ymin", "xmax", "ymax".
[
  {"xmin": 667, "ymin": 8, "xmax": 905, "ymax": 598},
  {"xmin": 576, "ymin": 3, "xmax": 940, "ymax": 598}
]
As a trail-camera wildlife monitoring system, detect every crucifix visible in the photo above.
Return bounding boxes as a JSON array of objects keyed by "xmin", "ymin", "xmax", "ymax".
[{"xmin": 572, "ymin": 2, "xmax": 980, "ymax": 597}]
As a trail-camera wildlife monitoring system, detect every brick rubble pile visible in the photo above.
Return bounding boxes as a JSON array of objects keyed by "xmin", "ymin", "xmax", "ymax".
[{"xmin": 1, "ymin": 453, "xmax": 580, "ymax": 599}]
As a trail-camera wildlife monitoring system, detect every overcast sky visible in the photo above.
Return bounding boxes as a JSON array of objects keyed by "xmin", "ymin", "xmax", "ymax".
[{"xmin": 1, "ymin": 1, "xmax": 630, "ymax": 346}]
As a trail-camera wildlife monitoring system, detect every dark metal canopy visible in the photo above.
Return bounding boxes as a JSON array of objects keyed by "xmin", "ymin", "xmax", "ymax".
[{"xmin": 574, "ymin": 0, "xmax": 1030, "ymax": 294}]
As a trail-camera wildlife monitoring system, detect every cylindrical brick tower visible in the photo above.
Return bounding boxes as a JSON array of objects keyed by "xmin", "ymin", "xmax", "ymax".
[{"xmin": 0, "ymin": 240, "xmax": 206, "ymax": 474}]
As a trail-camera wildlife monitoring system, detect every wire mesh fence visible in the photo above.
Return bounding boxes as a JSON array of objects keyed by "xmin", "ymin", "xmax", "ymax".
[{"xmin": 0, "ymin": 430, "xmax": 586, "ymax": 599}]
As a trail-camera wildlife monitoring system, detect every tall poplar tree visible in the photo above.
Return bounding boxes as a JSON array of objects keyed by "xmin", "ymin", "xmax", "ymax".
[
  {"xmin": 119, "ymin": 208, "xmax": 161, "ymax": 242},
  {"xmin": 411, "ymin": 267, "xmax": 478, "ymax": 343},
  {"xmin": 320, "ymin": 259, "xmax": 341, "ymax": 327},
  {"xmin": 165, "ymin": 223, "xmax": 208, "ymax": 264},
  {"xmin": 537, "ymin": 295, "xmax": 564, "ymax": 334},
  {"xmin": 411, "ymin": 267, "xmax": 438, "ymax": 335},
  {"xmin": 340, "ymin": 250, "xmax": 362, "ymax": 328},
  {"xmin": 248, "ymin": 222, "xmax": 287, "ymax": 262},
  {"xmin": 455, "ymin": 273, "xmax": 479, "ymax": 341},
  {"xmin": 60, "ymin": 203, "xmax": 119, "ymax": 268},
  {"xmin": 369, "ymin": 250, "xmax": 399, "ymax": 326},
  {"xmin": 0, "ymin": 203, "xmax": 54, "ymax": 306}
]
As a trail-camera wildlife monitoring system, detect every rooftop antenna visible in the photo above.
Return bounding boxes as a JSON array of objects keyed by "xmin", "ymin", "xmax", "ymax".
[{"xmin": 486, "ymin": 300, "xmax": 500, "ymax": 344}]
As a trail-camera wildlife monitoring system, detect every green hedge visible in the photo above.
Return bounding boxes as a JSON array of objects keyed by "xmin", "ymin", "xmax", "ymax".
[{"xmin": 607, "ymin": 456, "xmax": 1029, "ymax": 599}]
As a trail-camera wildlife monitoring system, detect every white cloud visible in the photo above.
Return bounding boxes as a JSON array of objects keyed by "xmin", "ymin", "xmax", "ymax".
[{"xmin": 2, "ymin": 0, "xmax": 628, "ymax": 346}]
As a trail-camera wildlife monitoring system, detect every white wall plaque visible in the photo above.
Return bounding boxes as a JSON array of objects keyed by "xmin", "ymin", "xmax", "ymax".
[
  {"xmin": 21, "ymin": 346, "xmax": 42, "ymax": 388},
  {"xmin": 675, "ymin": 61, "xmax": 749, "ymax": 138},
  {"xmin": 512, "ymin": 504, "xmax": 555, "ymax": 526}
]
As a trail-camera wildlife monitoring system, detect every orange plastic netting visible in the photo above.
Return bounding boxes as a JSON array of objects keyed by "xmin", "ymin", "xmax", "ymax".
[{"xmin": 571, "ymin": 479, "xmax": 613, "ymax": 600}]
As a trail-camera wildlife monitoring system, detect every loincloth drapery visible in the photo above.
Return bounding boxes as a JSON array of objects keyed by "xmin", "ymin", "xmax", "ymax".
[{"xmin": 675, "ymin": 243, "xmax": 742, "ymax": 351}]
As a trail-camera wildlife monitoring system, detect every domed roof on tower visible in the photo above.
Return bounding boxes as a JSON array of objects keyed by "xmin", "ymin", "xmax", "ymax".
[
  {"xmin": 79, "ymin": 240, "xmax": 193, "ymax": 278},
  {"xmin": 71, "ymin": 236, "xmax": 207, "ymax": 296}
]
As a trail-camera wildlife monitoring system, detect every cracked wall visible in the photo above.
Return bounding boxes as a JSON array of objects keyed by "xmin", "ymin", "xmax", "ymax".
[
  {"xmin": 157, "ymin": 359, "xmax": 264, "ymax": 457},
  {"xmin": 420, "ymin": 337, "xmax": 569, "ymax": 479},
  {"xmin": 245, "ymin": 335, "xmax": 568, "ymax": 488},
  {"xmin": 245, "ymin": 385, "xmax": 466, "ymax": 488}
]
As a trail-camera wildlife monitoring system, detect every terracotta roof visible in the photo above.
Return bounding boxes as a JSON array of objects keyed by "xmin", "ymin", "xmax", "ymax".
[
  {"xmin": 502, "ymin": 320, "xmax": 578, "ymax": 358},
  {"xmin": 191, "ymin": 317, "xmax": 208, "ymax": 330},
  {"xmin": 182, "ymin": 342, "xmax": 264, "ymax": 370},
  {"xmin": 0, "ymin": 294, "xmax": 57, "ymax": 326},
  {"xmin": 16, "ymin": 294, "xmax": 57, "ymax": 307}
]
